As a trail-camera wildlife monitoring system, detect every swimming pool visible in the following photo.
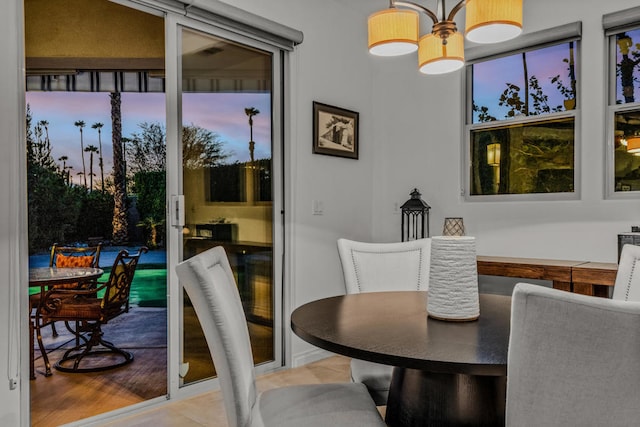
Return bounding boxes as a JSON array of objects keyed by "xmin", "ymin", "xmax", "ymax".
[
  {"xmin": 127, "ymin": 266, "xmax": 167, "ymax": 307},
  {"xmin": 29, "ymin": 249, "xmax": 168, "ymax": 307},
  {"xmin": 29, "ymin": 265, "xmax": 168, "ymax": 308}
]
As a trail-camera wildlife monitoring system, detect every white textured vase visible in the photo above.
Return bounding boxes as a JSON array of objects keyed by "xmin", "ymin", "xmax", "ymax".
[{"xmin": 427, "ymin": 236, "xmax": 480, "ymax": 321}]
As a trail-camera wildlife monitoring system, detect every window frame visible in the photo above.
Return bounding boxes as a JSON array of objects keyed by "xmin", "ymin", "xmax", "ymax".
[
  {"xmin": 463, "ymin": 25, "xmax": 582, "ymax": 202},
  {"xmin": 605, "ymin": 23, "xmax": 640, "ymax": 199}
]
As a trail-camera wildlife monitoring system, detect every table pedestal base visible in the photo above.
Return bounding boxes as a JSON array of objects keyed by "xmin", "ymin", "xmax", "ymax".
[{"xmin": 385, "ymin": 367, "xmax": 506, "ymax": 427}]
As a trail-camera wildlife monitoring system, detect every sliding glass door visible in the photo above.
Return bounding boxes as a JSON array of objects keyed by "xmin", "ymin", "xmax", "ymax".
[
  {"xmin": 176, "ymin": 24, "xmax": 283, "ymax": 386},
  {"xmin": 22, "ymin": 2, "xmax": 285, "ymax": 424},
  {"xmin": 25, "ymin": 0, "xmax": 168, "ymax": 424}
]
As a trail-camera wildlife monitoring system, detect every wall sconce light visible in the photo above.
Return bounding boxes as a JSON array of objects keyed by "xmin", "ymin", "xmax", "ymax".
[
  {"xmin": 401, "ymin": 188, "xmax": 431, "ymax": 241},
  {"xmin": 627, "ymin": 135, "xmax": 640, "ymax": 154},
  {"xmin": 487, "ymin": 143, "xmax": 501, "ymax": 167},
  {"xmin": 443, "ymin": 217, "xmax": 465, "ymax": 236},
  {"xmin": 368, "ymin": 0, "xmax": 523, "ymax": 75}
]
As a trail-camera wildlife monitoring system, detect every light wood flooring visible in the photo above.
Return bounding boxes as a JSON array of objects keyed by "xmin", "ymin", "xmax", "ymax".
[
  {"xmin": 100, "ymin": 355, "xmax": 373, "ymax": 427},
  {"xmin": 30, "ymin": 307, "xmax": 278, "ymax": 426}
]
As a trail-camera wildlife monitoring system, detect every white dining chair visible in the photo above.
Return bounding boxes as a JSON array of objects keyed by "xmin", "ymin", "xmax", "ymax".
[
  {"xmin": 612, "ymin": 243, "xmax": 640, "ymax": 301},
  {"xmin": 507, "ymin": 282, "xmax": 640, "ymax": 426},
  {"xmin": 176, "ymin": 246, "xmax": 386, "ymax": 427},
  {"xmin": 337, "ymin": 237, "xmax": 431, "ymax": 405}
]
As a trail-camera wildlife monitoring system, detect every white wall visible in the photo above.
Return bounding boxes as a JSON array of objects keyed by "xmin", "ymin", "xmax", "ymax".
[{"xmin": 370, "ymin": 0, "xmax": 640, "ymax": 263}]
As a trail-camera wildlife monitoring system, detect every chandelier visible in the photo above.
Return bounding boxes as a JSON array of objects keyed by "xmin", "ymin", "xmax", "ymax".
[{"xmin": 368, "ymin": 0, "xmax": 523, "ymax": 74}]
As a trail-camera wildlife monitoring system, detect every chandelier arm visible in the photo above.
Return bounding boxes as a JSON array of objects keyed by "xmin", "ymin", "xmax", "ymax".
[
  {"xmin": 393, "ymin": 0, "xmax": 439, "ymax": 25},
  {"xmin": 446, "ymin": 0, "xmax": 467, "ymax": 22}
]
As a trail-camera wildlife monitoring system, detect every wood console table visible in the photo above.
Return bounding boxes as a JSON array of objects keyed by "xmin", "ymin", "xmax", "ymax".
[
  {"xmin": 477, "ymin": 256, "xmax": 618, "ymax": 297},
  {"xmin": 571, "ymin": 262, "xmax": 618, "ymax": 297}
]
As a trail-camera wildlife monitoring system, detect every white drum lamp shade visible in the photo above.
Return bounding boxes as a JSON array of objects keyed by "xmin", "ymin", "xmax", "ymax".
[
  {"xmin": 368, "ymin": 9, "xmax": 419, "ymax": 56},
  {"xmin": 465, "ymin": 0, "xmax": 523, "ymax": 44},
  {"xmin": 418, "ymin": 32, "xmax": 464, "ymax": 75}
]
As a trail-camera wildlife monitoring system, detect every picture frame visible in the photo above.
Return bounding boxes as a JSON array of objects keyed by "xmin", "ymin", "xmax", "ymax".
[{"xmin": 313, "ymin": 101, "xmax": 359, "ymax": 159}]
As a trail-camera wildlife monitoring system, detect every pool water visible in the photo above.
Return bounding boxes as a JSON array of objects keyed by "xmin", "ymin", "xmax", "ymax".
[
  {"xmin": 29, "ymin": 249, "xmax": 168, "ymax": 307},
  {"xmin": 128, "ymin": 268, "xmax": 167, "ymax": 307},
  {"xmin": 29, "ymin": 267, "xmax": 168, "ymax": 308}
]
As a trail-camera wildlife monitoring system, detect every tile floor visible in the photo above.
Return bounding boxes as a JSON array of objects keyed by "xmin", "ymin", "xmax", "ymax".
[{"xmin": 101, "ymin": 355, "xmax": 379, "ymax": 427}]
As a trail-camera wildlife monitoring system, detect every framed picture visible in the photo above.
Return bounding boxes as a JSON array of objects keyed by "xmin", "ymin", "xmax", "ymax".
[{"xmin": 313, "ymin": 101, "xmax": 359, "ymax": 159}]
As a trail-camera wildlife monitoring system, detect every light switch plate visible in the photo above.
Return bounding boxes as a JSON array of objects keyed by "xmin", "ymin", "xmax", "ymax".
[{"xmin": 312, "ymin": 200, "xmax": 324, "ymax": 215}]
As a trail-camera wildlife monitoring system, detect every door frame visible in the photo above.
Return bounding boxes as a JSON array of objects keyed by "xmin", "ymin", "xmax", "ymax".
[
  {"xmin": 18, "ymin": 0, "xmax": 290, "ymax": 424},
  {"xmin": 166, "ymin": 13, "xmax": 286, "ymax": 398}
]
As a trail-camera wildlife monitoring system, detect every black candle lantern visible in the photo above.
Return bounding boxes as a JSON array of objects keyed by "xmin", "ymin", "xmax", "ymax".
[{"xmin": 401, "ymin": 188, "xmax": 431, "ymax": 241}]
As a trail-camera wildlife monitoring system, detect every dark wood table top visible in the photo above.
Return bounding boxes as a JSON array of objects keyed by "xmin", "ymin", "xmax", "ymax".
[{"xmin": 291, "ymin": 291, "xmax": 511, "ymax": 376}]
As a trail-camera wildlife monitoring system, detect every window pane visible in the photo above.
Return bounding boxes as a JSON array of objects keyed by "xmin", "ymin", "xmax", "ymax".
[
  {"xmin": 472, "ymin": 42, "xmax": 577, "ymax": 124},
  {"xmin": 470, "ymin": 117, "xmax": 575, "ymax": 195},
  {"xmin": 180, "ymin": 27, "xmax": 275, "ymax": 386},
  {"xmin": 615, "ymin": 29, "xmax": 640, "ymax": 104},
  {"xmin": 614, "ymin": 110, "xmax": 640, "ymax": 191}
]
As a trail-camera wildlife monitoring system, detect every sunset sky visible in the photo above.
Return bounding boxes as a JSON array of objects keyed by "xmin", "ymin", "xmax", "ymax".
[
  {"xmin": 472, "ymin": 42, "xmax": 574, "ymax": 123},
  {"xmin": 27, "ymin": 38, "xmax": 621, "ymax": 182},
  {"xmin": 26, "ymin": 91, "xmax": 271, "ymax": 184}
]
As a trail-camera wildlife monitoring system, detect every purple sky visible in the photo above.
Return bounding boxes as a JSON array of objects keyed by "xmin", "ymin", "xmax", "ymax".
[
  {"xmin": 26, "ymin": 91, "xmax": 271, "ymax": 183},
  {"xmin": 472, "ymin": 42, "xmax": 573, "ymax": 122}
]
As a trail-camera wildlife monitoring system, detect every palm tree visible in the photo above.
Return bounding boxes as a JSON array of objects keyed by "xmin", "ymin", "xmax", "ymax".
[
  {"xmin": 92, "ymin": 122, "xmax": 105, "ymax": 192},
  {"xmin": 74, "ymin": 120, "xmax": 87, "ymax": 187},
  {"xmin": 244, "ymin": 107, "xmax": 260, "ymax": 163},
  {"xmin": 84, "ymin": 145, "xmax": 99, "ymax": 191},
  {"xmin": 40, "ymin": 120, "xmax": 49, "ymax": 142},
  {"xmin": 110, "ymin": 92, "xmax": 128, "ymax": 244},
  {"xmin": 521, "ymin": 52, "xmax": 529, "ymax": 115},
  {"xmin": 65, "ymin": 165, "xmax": 73, "ymax": 186},
  {"xmin": 58, "ymin": 155, "xmax": 68, "ymax": 177},
  {"xmin": 121, "ymin": 136, "xmax": 131, "ymax": 194},
  {"xmin": 245, "ymin": 107, "xmax": 260, "ymax": 203},
  {"xmin": 136, "ymin": 217, "xmax": 165, "ymax": 249}
]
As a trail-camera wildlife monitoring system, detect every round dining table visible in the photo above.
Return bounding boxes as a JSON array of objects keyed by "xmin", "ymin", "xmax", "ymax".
[
  {"xmin": 290, "ymin": 291, "xmax": 511, "ymax": 427},
  {"xmin": 29, "ymin": 267, "xmax": 104, "ymax": 286}
]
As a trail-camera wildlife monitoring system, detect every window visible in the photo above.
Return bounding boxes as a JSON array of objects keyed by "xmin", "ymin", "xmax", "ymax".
[
  {"xmin": 605, "ymin": 6, "xmax": 640, "ymax": 196},
  {"xmin": 465, "ymin": 24, "xmax": 581, "ymax": 199}
]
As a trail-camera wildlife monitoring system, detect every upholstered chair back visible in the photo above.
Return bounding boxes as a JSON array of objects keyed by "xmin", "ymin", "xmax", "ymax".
[
  {"xmin": 337, "ymin": 238, "xmax": 431, "ymax": 294},
  {"xmin": 337, "ymin": 237, "xmax": 431, "ymax": 406},
  {"xmin": 507, "ymin": 283, "xmax": 640, "ymax": 426},
  {"xmin": 176, "ymin": 247, "xmax": 257, "ymax": 427},
  {"xmin": 613, "ymin": 243, "xmax": 640, "ymax": 301}
]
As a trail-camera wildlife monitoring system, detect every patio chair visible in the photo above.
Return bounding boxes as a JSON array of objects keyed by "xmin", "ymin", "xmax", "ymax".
[
  {"xmin": 176, "ymin": 246, "xmax": 385, "ymax": 427},
  {"xmin": 34, "ymin": 247, "xmax": 148, "ymax": 373},
  {"xmin": 30, "ymin": 243, "xmax": 102, "ymax": 337},
  {"xmin": 507, "ymin": 283, "xmax": 640, "ymax": 426},
  {"xmin": 337, "ymin": 237, "xmax": 431, "ymax": 405}
]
